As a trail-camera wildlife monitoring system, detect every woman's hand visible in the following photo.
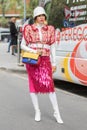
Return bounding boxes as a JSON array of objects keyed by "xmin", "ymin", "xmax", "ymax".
[
  {"xmin": 52, "ymin": 66, "xmax": 57, "ymax": 73},
  {"xmin": 37, "ymin": 49, "xmax": 42, "ymax": 55}
]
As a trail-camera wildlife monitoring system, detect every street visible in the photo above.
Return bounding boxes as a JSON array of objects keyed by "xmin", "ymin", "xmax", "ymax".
[{"xmin": 0, "ymin": 70, "xmax": 87, "ymax": 130}]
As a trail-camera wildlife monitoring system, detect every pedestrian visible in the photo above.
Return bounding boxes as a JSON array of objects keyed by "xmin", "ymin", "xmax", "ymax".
[
  {"xmin": 7, "ymin": 21, "xmax": 12, "ymax": 53},
  {"xmin": 10, "ymin": 17, "xmax": 18, "ymax": 55},
  {"xmin": 21, "ymin": 6, "xmax": 63, "ymax": 124},
  {"xmin": 7, "ymin": 39, "xmax": 11, "ymax": 52}
]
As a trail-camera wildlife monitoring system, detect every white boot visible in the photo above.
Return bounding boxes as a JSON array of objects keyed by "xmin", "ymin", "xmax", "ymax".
[
  {"xmin": 30, "ymin": 93, "xmax": 41, "ymax": 122},
  {"xmin": 35, "ymin": 109, "xmax": 41, "ymax": 122},
  {"xmin": 49, "ymin": 92, "xmax": 63, "ymax": 124},
  {"xmin": 54, "ymin": 112, "xmax": 63, "ymax": 124}
]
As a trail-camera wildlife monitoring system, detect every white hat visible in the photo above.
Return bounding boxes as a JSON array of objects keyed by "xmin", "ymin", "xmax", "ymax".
[{"xmin": 33, "ymin": 6, "xmax": 47, "ymax": 19}]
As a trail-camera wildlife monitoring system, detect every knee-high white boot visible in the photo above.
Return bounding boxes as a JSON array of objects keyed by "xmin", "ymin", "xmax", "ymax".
[
  {"xmin": 30, "ymin": 93, "xmax": 41, "ymax": 122},
  {"xmin": 49, "ymin": 92, "xmax": 63, "ymax": 124}
]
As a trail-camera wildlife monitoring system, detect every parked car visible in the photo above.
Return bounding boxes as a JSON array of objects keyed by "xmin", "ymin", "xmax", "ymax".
[{"xmin": 0, "ymin": 27, "xmax": 10, "ymax": 42}]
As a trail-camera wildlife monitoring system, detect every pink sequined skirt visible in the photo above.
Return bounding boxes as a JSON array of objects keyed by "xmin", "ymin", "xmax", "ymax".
[{"xmin": 26, "ymin": 56, "xmax": 55, "ymax": 93}]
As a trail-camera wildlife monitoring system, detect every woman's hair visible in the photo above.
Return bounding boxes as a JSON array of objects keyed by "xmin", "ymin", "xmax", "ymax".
[{"xmin": 34, "ymin": 14, "xmax": 47, "ymax": 21}]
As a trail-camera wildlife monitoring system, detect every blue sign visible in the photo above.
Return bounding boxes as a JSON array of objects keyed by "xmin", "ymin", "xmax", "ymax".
[
  {"xmin": 69, "ymin": 22, "xmax": 75, "ymax": 27},
  {"xmin": 63, "ymin": 20, "xmax": 75, "ymax": 27},
  {"xmin": 63, "ymin": 20, "xmax": 69, "ymax": 27}
]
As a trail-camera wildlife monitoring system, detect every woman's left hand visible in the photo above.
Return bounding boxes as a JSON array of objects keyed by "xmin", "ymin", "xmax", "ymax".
[{"xmin": 52, "ymin": 66, "xmax": 57, "ymax": 73}]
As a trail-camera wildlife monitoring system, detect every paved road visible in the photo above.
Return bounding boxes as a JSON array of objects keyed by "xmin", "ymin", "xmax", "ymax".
[{"xmin": 0, "ymin": 70, "xmax": 87, "ymax": 130}]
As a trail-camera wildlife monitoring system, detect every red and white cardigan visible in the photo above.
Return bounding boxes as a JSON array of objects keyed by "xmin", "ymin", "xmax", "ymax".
[{"xmin": 21, "ymin": 23, "xmax": 56, "ymax": 66}]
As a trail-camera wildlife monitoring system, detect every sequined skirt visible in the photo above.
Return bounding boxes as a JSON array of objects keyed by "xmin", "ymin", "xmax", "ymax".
[{"xmin": 26, "ymin": 56, "xmax": 55, "ymax": 93}]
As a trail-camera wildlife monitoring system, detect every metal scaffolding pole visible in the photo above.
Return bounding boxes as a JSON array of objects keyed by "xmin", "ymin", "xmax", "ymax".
[
  {"xmin": 17, "ymin": 0, "xmax": 26, "ymax": 65},
  {"xmin": 24, "ymin": 0, "xmax": 26, "ymax": 22}
]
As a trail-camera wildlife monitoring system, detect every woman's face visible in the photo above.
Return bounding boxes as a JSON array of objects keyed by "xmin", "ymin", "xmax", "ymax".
[{"xmin": 35, "ymin": 14, "xmax": 46, "ymax": 24}]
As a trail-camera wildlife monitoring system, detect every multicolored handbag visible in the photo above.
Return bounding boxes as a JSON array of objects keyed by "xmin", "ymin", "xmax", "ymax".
[{"xmin": 21, "ymin": 51, "xmax": 40, "ymax": 65}]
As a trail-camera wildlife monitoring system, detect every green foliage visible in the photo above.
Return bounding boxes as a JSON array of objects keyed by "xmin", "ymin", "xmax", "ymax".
[
  {"xmin": 20, "ymin": 0, "xmax": 39, "ymax": 19},
  {"xmin": 27, "ymin": 0, "xmax": 39, "ymax": 17},
  {"xmin": 0, "ymin": 0, "xmax": 22, "ymax": 26},
  {"xmin": 0, "ymin": 17, "xmax": 9, "ymax": 27},
  {"xmin": 0, "ymin": 0, "xmax": 23, "ymax": 17},
  {"xmin": 44, "ymin": 1, "xmax": 52, "ymax": 20},
  {"xmin": 48, "ymin": 0, "xmax": 87, "ymax": 29},
  {"xmin": 48, "ymin": 0, "xmax": 66, "ymax": 29},
  {"xmin": 0, "ymin": 0, "xmax": 8, "ymax": 17}
]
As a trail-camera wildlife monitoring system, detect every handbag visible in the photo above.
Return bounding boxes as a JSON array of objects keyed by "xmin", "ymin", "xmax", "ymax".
[{"xmin": 21, "ymin": 51, "xmax": 40, "ymax": 65}]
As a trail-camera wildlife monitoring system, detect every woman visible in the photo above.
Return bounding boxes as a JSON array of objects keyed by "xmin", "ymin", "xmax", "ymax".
[{"xmin": 21, "ymin": 6, "xmax": 63, "ymax": 124}]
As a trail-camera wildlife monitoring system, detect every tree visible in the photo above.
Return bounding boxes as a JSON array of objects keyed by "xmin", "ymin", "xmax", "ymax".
[
  {"xmin": 44, "ymin": 1, "xmax": 52, "ymax": 20},
  {"xmin": 27, "ymin": 0, "xmax": 39, "ymax": 17},
  {"xmin": 48, "ymin": 0, "xmax": 65, "ymax": 29},
  {"xmin": 0, "ymin": 0, "xmax": 23, "ymax": 27},
  {"xmin": 0, "ymin": 0, "xmax": 8, "ymax": 17},
  {"xmin": 0, "ymin": 0, "xmax": 23, "ymax": 17},
  {"xmin": 0, "ymin": 17, "xmax": 9, "ymax": 27}
]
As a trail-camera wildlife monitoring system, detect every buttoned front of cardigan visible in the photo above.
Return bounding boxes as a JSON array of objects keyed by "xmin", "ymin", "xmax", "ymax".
[{"xmin": 23, "ymin": 24, "xmax": 55, "ymax": 45}]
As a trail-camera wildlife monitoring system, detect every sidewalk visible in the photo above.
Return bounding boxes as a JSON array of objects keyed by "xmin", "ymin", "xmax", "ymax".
[{"xmin": 0, "ymin": 41, "xmax": 26, "ymax": 73}]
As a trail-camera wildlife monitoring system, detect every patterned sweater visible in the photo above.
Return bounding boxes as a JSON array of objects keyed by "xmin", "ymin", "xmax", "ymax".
[{"xmin": 21, "ymin": 23, "xmax": 56, "ymax": 66}]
